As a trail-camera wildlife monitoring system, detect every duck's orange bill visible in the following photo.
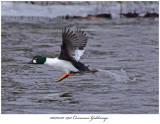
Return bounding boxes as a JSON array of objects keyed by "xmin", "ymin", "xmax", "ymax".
[{"xmin": 57, "ymin": 73, "xmax": 74, "ymax": 82}]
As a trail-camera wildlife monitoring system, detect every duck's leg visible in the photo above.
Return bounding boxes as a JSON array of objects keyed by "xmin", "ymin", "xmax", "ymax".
[
  {"xmin": 92, "ymin": 69, "xmax": 99, "ymax": 73},
  {"xmin": 57, "ymin": 73, "xmax": 74, "ymax": 82},
  {"xmin": 91, "ymin": 69, "xmax": 99, "ymax": 77}
]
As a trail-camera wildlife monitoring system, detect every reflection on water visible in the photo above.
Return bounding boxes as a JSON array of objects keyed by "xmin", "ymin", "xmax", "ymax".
[{"xmin": 1, "ymin": 18, "xmax": 159, "ymax": 114}]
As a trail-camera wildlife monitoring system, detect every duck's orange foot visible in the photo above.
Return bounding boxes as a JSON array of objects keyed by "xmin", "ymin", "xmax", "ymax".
[
  {"xmin": 92, "ymin": 69, "xmax": 99, "ymax": 73},
  {"xmin": 91, "ymin": 69, "xmax": 99, "ymax": 77},
  {"xmin": 57, "ymin": 73, "xmax": 74, "ymax": 82}
]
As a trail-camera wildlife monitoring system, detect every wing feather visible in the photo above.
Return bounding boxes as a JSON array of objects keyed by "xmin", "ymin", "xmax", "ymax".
[{"xmin": 59, "ymin": 28, "xmax": 88, "ymax": 62}]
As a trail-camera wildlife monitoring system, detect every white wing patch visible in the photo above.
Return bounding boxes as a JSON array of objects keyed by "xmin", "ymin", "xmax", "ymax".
[{"xmin": 73, "ymin": 48, "xmax": 85, "ymax": 61}]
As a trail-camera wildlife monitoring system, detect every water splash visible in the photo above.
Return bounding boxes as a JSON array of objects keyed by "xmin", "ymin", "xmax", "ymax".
[{"xmin": 99, "ymin": 69, "xmax": 136, "ymax": 83}]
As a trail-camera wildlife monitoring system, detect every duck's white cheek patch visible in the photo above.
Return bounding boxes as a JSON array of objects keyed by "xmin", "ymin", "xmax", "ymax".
[{"xmin": 33, "ymin": 59, "xmax": 36, "ymax": 63}]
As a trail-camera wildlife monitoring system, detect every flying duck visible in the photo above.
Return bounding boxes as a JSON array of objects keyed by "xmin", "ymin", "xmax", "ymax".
[{"xmin": 28, "ymin": 28, "xmax": 98, "ymax": 82}]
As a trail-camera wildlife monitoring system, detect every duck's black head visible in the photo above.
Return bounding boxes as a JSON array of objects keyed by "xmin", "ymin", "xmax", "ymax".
[{"xmin": 28, "ymin": 55, "xmax": 46, "ymax": 64}]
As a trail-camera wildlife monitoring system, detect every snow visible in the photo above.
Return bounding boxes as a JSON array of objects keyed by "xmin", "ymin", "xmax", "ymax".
[
  {"xmin": 1, "ymin": 1, "xmax": 159, "ymax": 19},
  {"xmin": 2, "ymin": 2, "xmax": 96, "ymax": 18}
]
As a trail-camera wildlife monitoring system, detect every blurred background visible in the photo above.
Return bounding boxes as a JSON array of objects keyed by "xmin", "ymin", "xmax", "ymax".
[{"xmin": 2, "ymin": 1, "xmax": 159, "ymax": 21}]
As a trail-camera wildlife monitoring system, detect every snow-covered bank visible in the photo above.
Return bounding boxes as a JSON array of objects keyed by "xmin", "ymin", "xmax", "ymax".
[
  {"xmin": 1, "ymin": 1, "xmax": 159, "ymax": 19},
  {"xmin": 2, "ymin": 2, "xmax": 97, "ymax": 18}
]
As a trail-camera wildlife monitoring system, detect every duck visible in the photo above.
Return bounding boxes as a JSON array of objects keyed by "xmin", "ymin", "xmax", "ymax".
[{"xmin": 28, "ymin": 28, "xmax": 98, "ymax": 82}]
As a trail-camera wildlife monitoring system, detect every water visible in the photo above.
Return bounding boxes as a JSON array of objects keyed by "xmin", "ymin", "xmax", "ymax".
[{"xmin": 1, "ymin": 18, "xmax": 159, "ymax": 114}]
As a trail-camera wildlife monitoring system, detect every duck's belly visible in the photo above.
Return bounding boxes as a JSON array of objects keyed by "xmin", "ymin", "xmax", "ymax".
[{"xmin": 46, "ymin": 58, "xmax": 79, "ymax": 74}]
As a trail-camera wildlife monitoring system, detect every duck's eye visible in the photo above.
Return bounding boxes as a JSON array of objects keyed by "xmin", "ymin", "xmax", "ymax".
[{"xmin": 35, "ymin": 58, "xmax": 37, "ymax": 60}]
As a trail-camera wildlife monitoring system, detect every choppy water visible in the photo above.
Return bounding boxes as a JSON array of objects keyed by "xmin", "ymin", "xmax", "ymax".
[{"xmin": 1, "ymin": 18, "xmax": 159, "ymax": 114}]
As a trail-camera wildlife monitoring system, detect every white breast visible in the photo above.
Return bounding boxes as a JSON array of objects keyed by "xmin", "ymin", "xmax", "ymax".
[{"xmin": 44, "ymin": 58, "xmax": 79, "ymax": 74}]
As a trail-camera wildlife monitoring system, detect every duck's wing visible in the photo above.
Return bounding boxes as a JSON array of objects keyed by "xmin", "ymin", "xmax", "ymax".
[{"xmin": 58, "ymin": 28, "xmax": 88, "ymax": 62}]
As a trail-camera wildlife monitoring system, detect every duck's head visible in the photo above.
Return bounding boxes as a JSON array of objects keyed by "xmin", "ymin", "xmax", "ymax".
[{"xmin": 28, "ymin": 55, "xmax": 46, "ymax": 64}]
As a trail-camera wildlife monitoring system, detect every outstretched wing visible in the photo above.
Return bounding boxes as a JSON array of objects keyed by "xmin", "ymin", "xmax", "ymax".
[{"xmin": 58, "ymin": 28, "xmax": 88, "ymax": 62}]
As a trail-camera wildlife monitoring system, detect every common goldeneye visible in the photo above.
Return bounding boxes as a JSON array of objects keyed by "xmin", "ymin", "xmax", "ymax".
[{"xmin": 28, "ymin": 28, "xmax": 98, "ymax": 82}]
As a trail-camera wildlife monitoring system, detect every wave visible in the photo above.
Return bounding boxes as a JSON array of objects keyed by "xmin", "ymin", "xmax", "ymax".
[{"xmin": 98, "ymin": 69, "xmax": 136, "ymax": 83}]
